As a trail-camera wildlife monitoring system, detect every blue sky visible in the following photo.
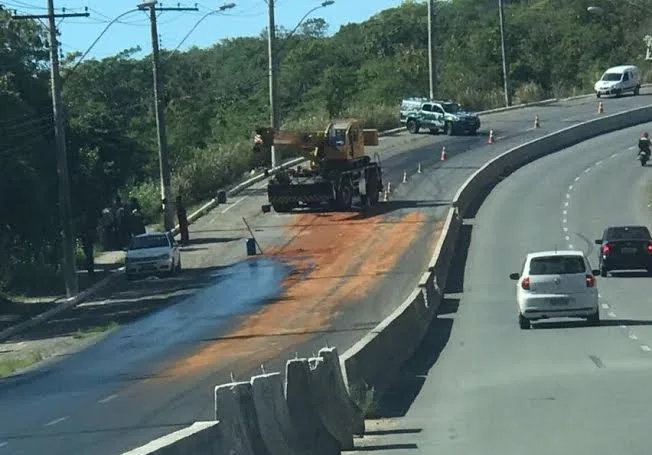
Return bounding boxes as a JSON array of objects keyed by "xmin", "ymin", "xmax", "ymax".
[{"xmin": 2, "ymin": 0, "xmax": 408, "ymax": 59}]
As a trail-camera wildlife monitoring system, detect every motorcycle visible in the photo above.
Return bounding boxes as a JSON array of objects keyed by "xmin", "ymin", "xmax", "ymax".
[{"xmin": 639, "ymin": 149, "xmax": 649, "ymax": 166}]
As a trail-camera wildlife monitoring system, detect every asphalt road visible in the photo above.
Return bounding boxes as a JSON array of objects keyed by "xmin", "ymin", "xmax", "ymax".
[
  {"xmin": 353, "ymin": 122, "xmax": 652, "ymax": 454},
  {"xmin": 1, "ymin": 91, "xmax": 651, "ymax": 455}
]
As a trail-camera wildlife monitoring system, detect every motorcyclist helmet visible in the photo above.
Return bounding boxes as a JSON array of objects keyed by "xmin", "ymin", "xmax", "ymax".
[{"xmin": 643, "ymin": 132, "xmax": 649, "ymax": 138}]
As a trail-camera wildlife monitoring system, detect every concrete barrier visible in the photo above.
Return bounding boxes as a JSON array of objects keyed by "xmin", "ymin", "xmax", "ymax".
[
  {"xmin": 341, "ymin": 287, "xmax": 432, "ymax": 411},
  {"xmin": 318, "ymin": 347, "xmax": 365, "ymax": 435},
  {"xmin": 119, "ymin": 421, "xmax": 223, "ymax": 455},
  {"xmin": 250, "ymin": 372, "xmax": 306, "ymax": 455},
  {"xmin": 285, "ymin": 358, "xmax": 340, "ymax": 455},
  {"xmin": 309, "ymin": 356, "xmax": 354, "ymax": 450},
  {"xmin": 214, "ymin": 381, "xmax": 269, "ymax": 455}
]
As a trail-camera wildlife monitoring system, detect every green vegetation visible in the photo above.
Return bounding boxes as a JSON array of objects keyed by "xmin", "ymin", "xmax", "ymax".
[
  {"xmin": 0, "ymin": 351, "xmax": 44, "ymax": 378},
  {"xmin": 72, "ymin": 321, "xmax": 119, "ymax": 339},
  {"xmin": 2, "ymin": 0, "xmax": 652, "ymax": 295}
]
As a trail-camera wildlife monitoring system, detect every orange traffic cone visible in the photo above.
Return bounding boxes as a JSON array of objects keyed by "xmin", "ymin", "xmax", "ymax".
[
  {"xmin": 440, "ymin": 146, "xmax": 447, "ymax": 161},
  {"xmin": 488, "ymin": 130, "xmax": 495, "ymax": 144},
  {"xmin": 534, "ymin": 115, "xmax": 540, "ymax": 128},
  {"xmin": 598, "ymin": 101, "xmax": 604, "ymax": 114}
]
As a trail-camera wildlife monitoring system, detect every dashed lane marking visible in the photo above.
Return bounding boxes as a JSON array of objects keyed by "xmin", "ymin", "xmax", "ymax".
[
  {"xmin": 0, "ymin": 442, "xmax": 7, "ymax": 449},
  {"xmin": 568, "ymin": 185, "xmax": 573, "ymax": 191},
  {"xmin": 601, "ymin": 303, "xmax": 609, "ymax": 309},
  {"xmin": 98, "ymin": 394, "xmax": 118, "ymax": 404},
  {"xmin": 641, "ymin": 345, "xmax": 651, "ymax": 352},
  {"xmin": 564, "ymin": 201, "xmax": 569, "ymax": 207},
  {"xmin": 595, "ymin": 160, "xmax": 603, "ymax": 166},
  {"xmin": 566, "ymin": 193, "xmax": 571, "ymax": 199},
  {"xmin": 630, "ymin": 333, "xmax": 638, "ymax": 340},
  {"xmin": 584, "ymin": 167, "xmax": 591, "ymax": 173},
  {"xmin": 608, "ymin": 311, "xmax": 617, "ymax": 318},
  {"xmin": 565, "ymin": 235, "xmax": 570, "ymax": 241},
  {"xmin": 44, "ymin": 416, "xmax": 69, "ymax": 427},
  {"xmin": 574, "ymin": 176, "xmax": 581, "ymax": 182}
]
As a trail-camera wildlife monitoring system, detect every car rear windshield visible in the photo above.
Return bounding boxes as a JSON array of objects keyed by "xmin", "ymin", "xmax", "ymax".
[
  {"xmin": 528, "ymin": 256, "xmax": 586, "ymax": 275},
  {"xmin": 606, "ymin": 227, "xmax": 651, "ymax": 241},
  {"xmin": 129, "ymin": 235, "xmax": 168, "ymax": 250}
]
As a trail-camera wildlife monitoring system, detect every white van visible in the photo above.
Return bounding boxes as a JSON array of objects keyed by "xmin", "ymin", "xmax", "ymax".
[{"xmin": 594, "ymin": 65, "xmax": 641, "ymax": 98}]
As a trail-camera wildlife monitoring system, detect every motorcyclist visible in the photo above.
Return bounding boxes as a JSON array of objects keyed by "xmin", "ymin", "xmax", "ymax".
[{"xmin": 638, "ymin": 132, "xmax": 651, "ymax": 159}]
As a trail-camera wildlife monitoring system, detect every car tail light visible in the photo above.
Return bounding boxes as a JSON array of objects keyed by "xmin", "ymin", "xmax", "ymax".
[
  {"xmin": 647, "ymin": 243, "xmax": 652, "ymax": 252},
  {"xmin": 521, "ymin": 276, "xmax": 530, "ymax": 290},
  {"xmin": 586, "ymin": 274, "xmax": 595, "ymax": 288},
  {"xmin": 601, "ymin": 243, "xmax": 611, "ymax": 254}
]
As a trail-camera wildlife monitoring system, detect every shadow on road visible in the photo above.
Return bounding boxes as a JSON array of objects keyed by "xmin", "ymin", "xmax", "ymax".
[
  {"xmin": 533, "ymin": 318, "xmax": 652, "ymax": 330},
  {"xmin": 4, "ymin": 265, "xmax": 231, "ymax": 343}
]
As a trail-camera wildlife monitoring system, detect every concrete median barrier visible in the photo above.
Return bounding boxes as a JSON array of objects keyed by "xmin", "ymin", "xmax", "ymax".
[
  {"xmin": 214, "ymin": 381, "xmax": 269, "ymax": 455},
  {"xmin": 119, "ymin": 421, "xmax": 223, "ymax": 455},
  {"xmin": 341, "ymin": 287, "xmax": 432, "ymax": 412},
  {"xmin": 250, "ymin": 372, "xmax": 306, "ymax": 455},
  {"xmin": 285, "ymin": 358, "xmax": 340, "ymax": 455},
  {"xmin": 318, "ymin": 347, "xmax": 365, "ymax": 435}
]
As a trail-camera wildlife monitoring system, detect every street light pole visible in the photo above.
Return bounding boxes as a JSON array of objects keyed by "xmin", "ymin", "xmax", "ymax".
[
  {"xmin": 498, "ymin": 0, "xmax": 512, "ymax": 107},
  {"xmin": 137, "ymin": 0, "xmax": 198, "ymax": 231},
  {"xmin": 266, "ymin": 1, "xmax": 334, "ymax": 169},
  {"xmin": 267, "ymin": 0, "xmax": 279, "ymax": 168},
  {"xmin": 427, "ymin": 0, "xmax": 436, "ymax": 99}
]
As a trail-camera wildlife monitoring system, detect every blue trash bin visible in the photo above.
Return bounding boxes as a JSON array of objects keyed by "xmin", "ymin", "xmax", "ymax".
[{"xmin": 246, "ymin": 238, "xmax": 257, "ymax": 256}]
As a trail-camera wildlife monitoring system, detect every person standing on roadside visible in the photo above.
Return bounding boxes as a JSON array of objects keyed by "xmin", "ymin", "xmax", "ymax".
[{"xmin": 176, "ymin": 195, "xmax": 189, "ymax": 245}]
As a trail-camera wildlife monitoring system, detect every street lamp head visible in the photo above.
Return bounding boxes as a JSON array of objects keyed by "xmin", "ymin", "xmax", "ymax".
[
  {"xmin": 218, "ymin": 2, "xmax": 235, "ymax": 10},
  {"xmin": 321, "ymin": 0, "xmax": 334, "ymax": 6},
  {"xmin": 587, "ymin": 5, "xmax": 604, "ymax": 14},
  {"xmin": 137, "ymin": 0, "xmax": 157, "ymax": 9}
]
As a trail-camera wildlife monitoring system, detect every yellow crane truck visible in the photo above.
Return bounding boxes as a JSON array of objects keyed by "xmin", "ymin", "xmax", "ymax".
[{"xmin": 253, "ymin": 119, "xmax": 384, "ymax": 213}]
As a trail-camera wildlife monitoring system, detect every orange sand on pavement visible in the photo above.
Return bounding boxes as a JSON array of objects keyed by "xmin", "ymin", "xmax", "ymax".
[{"xmin": 164, "ymin": 210, "xmax": 439, "ymax": 378}]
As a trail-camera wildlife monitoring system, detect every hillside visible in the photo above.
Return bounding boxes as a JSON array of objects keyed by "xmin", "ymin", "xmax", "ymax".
[{"xmin": 1, "ymin": 0, "xmax": 652, "ymax": 294}]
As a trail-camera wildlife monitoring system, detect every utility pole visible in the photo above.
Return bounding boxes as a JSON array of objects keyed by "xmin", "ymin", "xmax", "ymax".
[
  {"xmin": 498, "ymin": 0, "xmax": 512, "ymax": 107},
  {"xmin": 137, "ymin": 1, "xmax": 198, "ymax": 231},
  {"xmin": 267, "ymin": 0, "xmax": 279, "ymax": 168},
  {"xmin": 427, "ymin": 0, "xmax": 436, "ymax": 99},
  {"xmin": 13, "ymin": 2, "xmax": 90, "ymax": 298}
]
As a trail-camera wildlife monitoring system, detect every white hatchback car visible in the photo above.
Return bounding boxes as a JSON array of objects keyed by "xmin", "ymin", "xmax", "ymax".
[
  {"xmin": 509, "ymin": 250, "xmax": 600, "ymax": 329},
  {"xmin": 125, "ymin": 231, "xmax": 181, "ymax": 280}
]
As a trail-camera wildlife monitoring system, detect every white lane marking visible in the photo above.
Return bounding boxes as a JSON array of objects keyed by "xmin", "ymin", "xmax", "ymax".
[
  {"xmin": 564, "ymin": 201, "xmax": 569, "ymax": 207},
  {"xmin": 44, "ymin": 416, "xmax": 69, "ymax": 427},
  {"xmin": 598, "ymin": 293, "xmax": 602, "ymax": 298},
  {"xmin": 595, "ymin": 160, "xmax": 603, "ymax": 166},
  {"xmin": 98, "ymin": 394, "xmax": 118, "ymax": 404},
  {"xmin": 608, "ymin": 311, "xmax": 617, "ymax": 318},
  {"xmin": 220, "ymin": 196, "xmax": 247, "ymax": 214},
  {"xmin": 620, "ymin": 325, "xmax": 628, "ymax": 329},
  {"xmin": 566, "ymin": 193, "xmax": 571, "ymax": 199},
  {"xmin": 565, "ymin": 235, "xmax": 570, "ymax": 241},
  {"xmin": 642, "ymin": 345, "xmax": 651, "ymax": 352},
  {"xmin": 568, "ymin": 244, "xmax": 574, "ymax": 248},
  {"xmin": 563, "ymin": 227, "xmax": 568, "ymax": 232},
  {"xmin": 630, "ymin": 333, "xmax": 638, "ymax": 340},
  {"xmin": 611, "ymin": 152, "xmax": 618, "ymax": 158},
  {"xmin": 628, "ymin": 146, "xmax": 637, "ymax": 150},
  {"xmin": 496, "ymin": 136, "xmax": 506, "ymax": 140},
  {"xmin": 574, "ymin": 176, "xmax": 581, "ymax": 182},
  {"xmin": 562, "ymin": 209, "xmax": 567, "ymax": 215},
  {"xmin": 584, "ymin": 167, "xmax": 591, "ymax": 173},
  {"xmin": 0, "ymin": 442, "xmax": 7, "ymax": 449},
  {"xmin": 562, "ymin": 218, "xmax": 567, "ymax": 224},
  {"xmin": 601, "ymin": 303, "xmax": 609, "ymax": 309},
  {"xmin": 568, "ymin": 185, "xmax": 573, "ymax": 191}
]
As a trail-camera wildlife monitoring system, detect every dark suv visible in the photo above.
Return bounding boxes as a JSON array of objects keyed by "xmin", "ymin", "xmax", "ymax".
[{"xmin": 595, "ymin": 225, "xmax": 652, "ymax": 276}]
